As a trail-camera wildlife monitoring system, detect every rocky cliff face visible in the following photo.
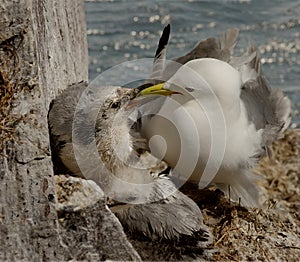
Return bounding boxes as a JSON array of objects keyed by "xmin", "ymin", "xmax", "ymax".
[{"xmin": 0, "ymin": 1, "xmax": 128, "ymax": 260}]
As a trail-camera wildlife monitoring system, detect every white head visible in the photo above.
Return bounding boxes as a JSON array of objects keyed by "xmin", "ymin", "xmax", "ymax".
[{"xmin": 137, "ymin": 58, "xmax": 242, "ymax": 107}]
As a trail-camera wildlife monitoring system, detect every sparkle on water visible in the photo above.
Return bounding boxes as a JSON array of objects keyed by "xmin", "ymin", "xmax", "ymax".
[{"xmin": 85, "ymin": 0, "xmax": 300, "ymax": 126}]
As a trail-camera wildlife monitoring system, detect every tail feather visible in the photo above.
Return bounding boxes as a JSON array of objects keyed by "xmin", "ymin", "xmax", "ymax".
[{"xmin": 215, "ymin": 169, "xmax": 262, "ymax": 207}]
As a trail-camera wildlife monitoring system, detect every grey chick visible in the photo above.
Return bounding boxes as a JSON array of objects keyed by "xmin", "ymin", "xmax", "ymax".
[{"xmin": 49, "ymin": 80, "xmax": 212, "ymax": 243}]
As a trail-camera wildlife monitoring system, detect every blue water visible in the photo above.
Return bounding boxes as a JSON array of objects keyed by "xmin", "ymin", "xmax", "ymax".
[{"xmin": 85, "ymin": 0, "xmax": 300, "ymax": 126}]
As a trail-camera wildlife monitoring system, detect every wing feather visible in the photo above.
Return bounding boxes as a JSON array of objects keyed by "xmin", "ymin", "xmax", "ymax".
[
  {"xmin": 149, "ymin": 24, "xmax": 170, "ymax": 83},
  {"xmin": 240, "ymin": 51, "xmax": 291, "ymax": 150}
]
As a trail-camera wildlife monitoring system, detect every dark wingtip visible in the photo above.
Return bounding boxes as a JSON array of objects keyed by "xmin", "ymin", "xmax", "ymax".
[
  {"xmin": 154, "ymin": 24, "xmax": 171, "ymax": 58},
  {"xmin": 135, "ymin": 24, "xmax": 171, "ymax": 92}
]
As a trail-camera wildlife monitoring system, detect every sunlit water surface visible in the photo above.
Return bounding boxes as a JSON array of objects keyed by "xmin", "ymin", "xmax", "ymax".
[{"xmin": 85, "ymin": 0, "xmax": 300, "ymax": 126}]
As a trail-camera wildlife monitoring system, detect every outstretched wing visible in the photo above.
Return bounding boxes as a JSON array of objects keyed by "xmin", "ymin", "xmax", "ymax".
[
  {"xmin": 240, "ymin": 49, "xmax": 291, "ymax": 155},
  {"xmin": 176, "ymin": 28, "xmax": 239, "ymax": 64},
  {"xmin": 162, "ymin": 28, "xmax": 242, "ymax": 80}
]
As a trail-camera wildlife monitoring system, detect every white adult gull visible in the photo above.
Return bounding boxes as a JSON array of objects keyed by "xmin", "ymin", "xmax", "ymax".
[{"xmin": 135, "ymin": 26, "xmax": 291, "ymax": 207}]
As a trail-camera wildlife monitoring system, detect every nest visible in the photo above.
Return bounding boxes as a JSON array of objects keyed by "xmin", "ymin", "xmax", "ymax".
[{"xmin": 205, "ymin": 129, "xmax": 300, "ymax": 261}]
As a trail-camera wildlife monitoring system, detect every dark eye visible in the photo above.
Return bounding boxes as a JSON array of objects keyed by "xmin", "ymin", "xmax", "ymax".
[
  {"xmin": 111, "ymin": 101, "xmax": 120, "ymax": 108},
  {"xmin": 185, "ymin": 87, "xmax": 194, "ymax": 92}
]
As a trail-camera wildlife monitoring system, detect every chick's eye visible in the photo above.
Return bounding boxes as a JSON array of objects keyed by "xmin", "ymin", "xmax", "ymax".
[{"xmin": 111, "ymin": 101, "xmax": 120, "ymax": 108}]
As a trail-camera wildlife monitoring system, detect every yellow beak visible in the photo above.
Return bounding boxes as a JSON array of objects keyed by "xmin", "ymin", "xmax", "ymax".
[{"xmin": 137, "ymin": 83, "xmax": 182, "ymax": 97}]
